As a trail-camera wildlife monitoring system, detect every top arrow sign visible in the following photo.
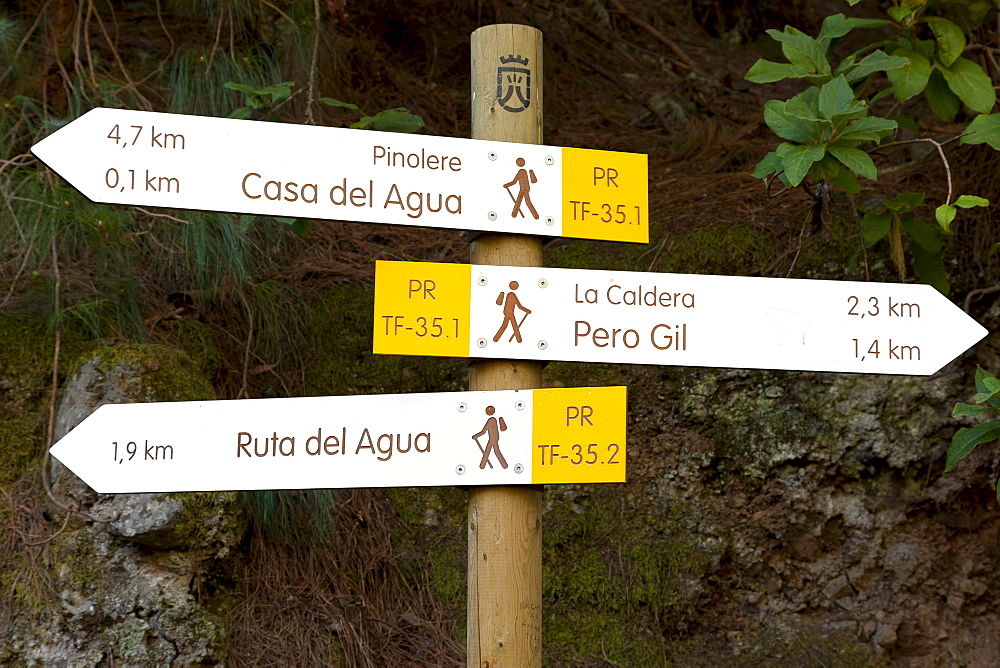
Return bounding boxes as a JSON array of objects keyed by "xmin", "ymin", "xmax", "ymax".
[{"xmin": 30, "ymin": 108, "xmax": 648, "ymax": 243}]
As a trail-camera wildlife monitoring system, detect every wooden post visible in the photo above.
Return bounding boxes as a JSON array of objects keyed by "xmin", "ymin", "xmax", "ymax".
[{"xmin": 467, "ymin": 24, "xmax": 544, "ymax": 667}]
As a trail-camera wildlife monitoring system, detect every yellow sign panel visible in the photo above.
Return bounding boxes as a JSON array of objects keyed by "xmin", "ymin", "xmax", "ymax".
[
  {"xmin": 531, "ymin": 386, "xmax": 627, "ymax": 484},
  {"xmin": 373, "ymin": 260, "xmax": 471, "ymax": 357},
  {"xmin": 561, "ymin": 147, "xmax": 648, "ymax": 244}
]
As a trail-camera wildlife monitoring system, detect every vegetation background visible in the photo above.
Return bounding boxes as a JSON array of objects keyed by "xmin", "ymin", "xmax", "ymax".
[{"xmin": 1, "ymin": 0, "xmax": 999, "ymax": 665}]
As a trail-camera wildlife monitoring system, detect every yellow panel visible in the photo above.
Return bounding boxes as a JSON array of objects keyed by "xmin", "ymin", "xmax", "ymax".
[
  {"xmin": 561, "ymin": 147, "xmax": 648, "ymax": 244},
  {"xmin": 531, "ymin": 386, "xmax": 626, "ymax": 484},
  {"xmin": 373, "ymin": 261, "xmax": 471, "ymax": 357}
]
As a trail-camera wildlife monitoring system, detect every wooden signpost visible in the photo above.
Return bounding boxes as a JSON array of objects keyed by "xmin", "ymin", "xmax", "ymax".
[
  {"xmin": 49, "ymin": 387, "xmax": 626, "ymax": 493},
  {"xmin": 29, "ymin": 107, "xmax": 647, "ymax": 243},
  {"xmin": 373, "ymin": 260, "xmax": 988, "ymax": 375}
]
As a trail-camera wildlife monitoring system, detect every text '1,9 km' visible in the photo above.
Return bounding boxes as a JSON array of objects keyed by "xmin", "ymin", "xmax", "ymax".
[{"xmin": 30, "ymin": 107, "xmax": 648, "ymax": 243}]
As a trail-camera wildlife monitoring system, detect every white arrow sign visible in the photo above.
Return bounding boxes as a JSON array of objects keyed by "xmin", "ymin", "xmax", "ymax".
[
  {"xmin": 30, "ymin": 108, "xmax": 648, "ymax": 243},
  {"xmin": 51, "ymin": 387, "xmax": 627, "ymax": 493},
  {"xmin": 374, "ymin": 261, "xmax": 988, "ymax": 375}
]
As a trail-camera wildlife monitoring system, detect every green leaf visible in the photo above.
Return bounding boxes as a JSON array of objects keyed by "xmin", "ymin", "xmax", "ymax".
[
  {"xmin": 369, "ymin": 108, "xmax": 425, "ymax": 133},
  {"xmin": 954, "ymin": 194, "xmax": 989, "ymax": 208},
  {"xmin": 936, "ymin": 204, "xmax": 957, "ymax": 232},
  {"xmin": 828, "ymin": 145, "xmax": 877, "ymax": 180},
  {"xmin": 775, "ymin": 142, "xmax": 825, "ymax": 186},
  {"xmin": 901, "ymin": 216, "xmax": 941, "ymax": 252},
  {"xmin": 974, "ymin": 366, "xmax": 1000, "ymax": 400},
  {"xmin": 925, "ymin": 70, "xmax": 961, "ymax": 121},
  {"xmin": 319, "ymin": 97, "xmax": 360, "ymax": 110},
  {"xmin": 843, "ymin": 51, "xmax": 909, "ymax": 84},
  {"xmin": 890, "ymin": 192, "xmax": 925, "ymax": 211},
  {"xmin": 925, "ymin": 17, "xmax": 966, "ymax": 68},
  {"xmin": 946, "ymin": 420, "xmax": 1000, "ymax": 472},
  {"xmin": 910, "ymin": 242, "xmax": 949, "ymax": 294},
  {"xmin": 960, "ymin": 113, "xmax": 1000, "ymax": 150},
  {"xmin": 891, "ymin": 115, "xmax": 919, "ymax": 133},
  {"xmin": 860, "ymin": 210, "xmax": 892, "ymax": 242},
  {"xmin": 818, "ymin": 14, "xmax": 891, "ymax": 41},
  {"xmin": 953, "ymin": 402, "xmax": 997, "ymax": 417},
  {"xmin": 939, "ymin": 57, "xmax": 997, "ymax": 114},
  {"xmin": 289, "ymin": 219, "xmax": 311, "ymax": 237},
  {"xmin": 838, "ymin": 116, "xmax": 898, "ymax": 143},
  {"xmin": 887, "ymin": 52, "xmax": 931, "ymax": 101},
  {"xmin": 764, "ymin": 100, "xmax": 822, "ymax": 142},
  {"xmin": 752, "ymin": 151, "xmax": 781, "ymax": 178},
  {"xmin": 831, "ymin": 166, "xmax": 860, "ymax": 193},
  {"xmin": 766, "ymin": 27, "xmax": 830, "ymax": 75},
  {"xmin": 783, "ymin": 95, "xmax": 823, "ymax": 122},
  {"xmin": 227, "ymin": 106, "xmax": 253, "ymax": 119},
  {"xmin": 224, "ymin": 82, "xmax": 258, "ymax": 94},
  {"xmin": 818, "ymin": 75, "xmax": 855, "ymax": 118},
  {"xmin": 887, "ymin": 7, "xmax": 914, "ymax": 24},
  {"xmin": 746, "ymin": 59, "xmax": 809, "ymax": 83}
]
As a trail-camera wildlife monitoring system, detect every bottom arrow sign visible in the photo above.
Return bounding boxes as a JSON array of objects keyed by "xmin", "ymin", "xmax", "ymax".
[{"xmin": 51, "ymin": 387, "xmax": 626, "ymax": 493}]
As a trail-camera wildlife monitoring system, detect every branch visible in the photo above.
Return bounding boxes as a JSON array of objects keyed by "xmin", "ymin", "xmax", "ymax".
[{"xmin": 875, "ymin": 135, "xmax": 970, "ymax": 205}]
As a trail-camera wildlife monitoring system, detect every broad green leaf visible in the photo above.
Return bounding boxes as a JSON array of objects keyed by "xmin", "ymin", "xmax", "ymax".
[
  {"xmin": 936, "ymin": 204, "xmax": 957, "ymax": 232},
  {"xmin": 910, "ymin": 242, "xmax": 949, "ymax": 294},
  {"xmin": 891, "ymin": 115, "xmax": 919, "ymax": 132},
  {"xmin": 954, "ymin": 195, "xmax": 989, "ymax": 208},
  {"xmin": 887, "ymin": 52, "xmax": 931, "ymax": 101},
  {"xmin": 745, "ymin": 59, "xmax": 809, "ymax": 83},
  {"xmin": 764, "ymin": 100, "xmax": 822, "ymax": 142},
  {"xmin": 860, "ymin": 210, "xmax": 892, "ymax": 242},
  {"xmin": 843, "ymin": 51, "xmax": 909, "ymax": 84},
  {"xmin": 831, "ymin": 166, "xmax": 860, "ymax": 193},
  {"xmin": 766, "ymin": 27, "xmax": 830, "ymax": 75},
  {"xmin": 960, "ymin": 113, "xmax": 1000, "ymax": 150},
  {"xmin": 288, "ymin": 219, "xmax": 311, "ymax": 237},
  {"xmin": 224, "ymin": 82, "xmax": 258, "ymax": 94},
  {"xmin": 370, "ymin": 108, "xmax": 425, "ymax": 133},
  {"xmin": 818, "ymin": 75, "xmax": 855, "ymax": 119},
  {"xmin": 227, "ymin": 106, "xmax": 253, "ymax": 119},
  {"xmin": 752, "ymin": 151, "xmax": 781, "ymax": 178},
  {"xmin": 940, "ymin": 57, "xmax": 996, "ymax": 114},
  {"xmin": 847, "ymin": 0, "xmax": 862, "ymax": 5},
  {"xmin": 319, "ymin": 97, "xmax": 360, "ymax": 110},
  {"xmin": 953, "ymin": 402, "xmax": 997, "ymax": 417},
  {"xmin": 776, "ymin": 142, "xmax": 825, "ymax": 186},
  {"xmin": 946, "ymin": 420, "xmax": 1000, "ymax": 472},
  {"xmin": 976, "ymin": 390, "xmax": 1000, "ymax": 404},
  {"xmin": 783, "ymin": 95, "xmax": 823, "ymax": 122},
  {"xmin": 901, "ymin": 216, "xmax": 941, "ymax": 252},
  {"xmin": 888, "ymin": 192, "xmax": 925, "ymax": 211},
  {"xmin": 887, "ymin": 7, "xmax": 914, "ymax": 24},
  {"xmin": 975, "ymin": 366, "xmax": 999, "ymax": 395},
  {"xmin": 925, "ymin": 70, "xmax": 961, "ymax": 121},
  {"xmin": 810, "ymin": 154, "xmax": 842, "ymax": 180},
  {"xmin": 828, "ymin": 145, "xmax": 877, "ymax": 179},
  {"xmin": 841, "ymin": 116, "xmax": 898, "ymax": 139},
  {"xmin": 925, "ymin": 17, "xmax": 966, "ymax": 68},
  {"xmin": 818, "ymin": 14, "xmax": 891, "ymax": 41}
]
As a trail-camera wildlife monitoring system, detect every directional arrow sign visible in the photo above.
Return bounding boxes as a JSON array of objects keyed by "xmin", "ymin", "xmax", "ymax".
[
  {"xmin": 373, "ymin": 261, "xmax": 988, "ymax": 375},
  {"xmin": 51, "ymin": 387, "xmax": 626, "ymax": 493},
  {"xmin": 30, "ymin": 108, "xmax": 647, "ymax": 243}
]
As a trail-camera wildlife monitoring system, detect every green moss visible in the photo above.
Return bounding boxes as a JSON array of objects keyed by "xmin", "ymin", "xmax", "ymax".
[
  {"xmin": 0, "ymin": 315, "xmax": 91, "ymax": 414},
  {"xmin": 734, "ymin": 623, "xmax": 875, "ymax": 667},
  {"xmin": 171, "ymin": 492, "xmax": 247, "ymax": 553},
  {"xmin": 654, "ymin": 222, "xmax": 768, "ymax": 276},
  {"xmin": 90, "ymin": 343, "xmax": 216, "ymax": 402},
  {"xmin": 304, "ymin": 285, "xmax": 464, "ymax": 397},
  {"xmin": 0, "ymin": 417, "xmax": 39, "ymax": 485},
  {"xmin": 542, "ymin": 485, "xmax": 715, "ymax": 665},
  {"xmin": 169, "ymin": 319, "xmax": 223, "ymax": 382}
]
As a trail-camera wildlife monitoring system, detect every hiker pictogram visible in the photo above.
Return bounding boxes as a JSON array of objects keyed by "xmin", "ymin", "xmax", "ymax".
[
  {"xmin": 503, "ymin": 158, "xmax": 539, "ymax": 220},
  {"xmin": 471, "ymin": 405, "xmax": 508, "ymax": 470},
  {"xmin": 493, "ymin": 281, "xmax": 531, "ymax": 343}
]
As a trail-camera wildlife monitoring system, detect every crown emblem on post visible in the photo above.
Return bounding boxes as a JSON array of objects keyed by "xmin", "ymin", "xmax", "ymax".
[{"xmin": 499, "ymin": 55, "xmax": 529, "ymax": 66}]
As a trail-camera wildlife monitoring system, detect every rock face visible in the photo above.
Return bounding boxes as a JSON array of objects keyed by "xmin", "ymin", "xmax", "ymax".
[{"xmin": 3, "ymin": 344, "xmax": 245, "ymax": 666}]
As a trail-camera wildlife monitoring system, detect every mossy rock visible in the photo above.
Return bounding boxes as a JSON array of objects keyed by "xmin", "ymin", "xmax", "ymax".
[{"xmin": 0, "ymin": 417, "xmax": 40, "ymax": 485}]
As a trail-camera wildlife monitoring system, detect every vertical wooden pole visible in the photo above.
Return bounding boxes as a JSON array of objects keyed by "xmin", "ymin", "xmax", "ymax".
[{"xmin": 467, "ymin": 24, "xmax": 544, "ymax": 667}]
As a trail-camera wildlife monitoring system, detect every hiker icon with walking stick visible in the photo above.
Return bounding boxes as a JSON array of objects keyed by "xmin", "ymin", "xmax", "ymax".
[
  {"xmin": 471, "ymin": 405, "xmax": 508, "ymax": 470},
  {"xmin": 494, "ymin": 281, "xmax": 531, "ymax": 343},
  {"xmin": 503, "ymin": 157, "xmax": 539, "ymax": 220}
]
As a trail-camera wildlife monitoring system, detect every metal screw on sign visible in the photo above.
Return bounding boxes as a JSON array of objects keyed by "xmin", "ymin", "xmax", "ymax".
[
  {"xmin": 544, "ymin": 155, "xmax": 554, "ymax": 165},
  {"xmin": 458, "ymin": 402, "xmax": 468, "ymax": 413},
  {"xmin": 488, "ymin": 211, "xmax": 497, "ymax": 221},
  {"xmin": 488, "ymin": 151, "xmax": 497, "ymax": 161},
  {"xmin": 537, "ymin": 278, "xmax": 548, "ymax": 288},
  {"xmin": 478, "ymin": 276, "xmax": 488, "ymax": 286},
  {"xmin": 545, "ymin": 216, "xmax": 554, "ymax": 226},
  {"xmin": 537, "ymin": 340, "xmax": 548, "ymax": 350},
  {"xmin": 515, "ymin": 400, "xmax": 525, "ymax": 411},
  {"xmin": 456, "ymin": 464, "xmax": 466, "ymax": 475},
  {"xmin": 514, "ymin": 463, "xmax": 524, "ymax": 474},
  {"xmin": 477, "ymin": 338, "xmax": 487, "ymax": 349}
]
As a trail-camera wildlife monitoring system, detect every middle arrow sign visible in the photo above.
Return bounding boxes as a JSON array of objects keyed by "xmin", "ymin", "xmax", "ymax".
[{"xmin": 373, "ymin": 261, "xmax": 988, "ymax": 375}]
